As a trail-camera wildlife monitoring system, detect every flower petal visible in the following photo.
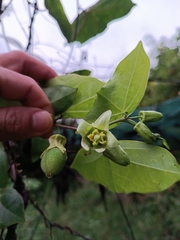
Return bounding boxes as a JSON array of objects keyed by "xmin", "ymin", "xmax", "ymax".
[
  {"xmin": 92, "ymin": 110, "xmax": 112, "ymax": 130},
  {"xmin": 81, "ymin": 137, "xmax": 91, "ymax": 151},
  {"xmin": 76, "ymin": 120, "xmax": 92, "ymax": 136},
  {"xmin": 95, "ymin": 148, "xmax": 106, "ymax": 153}
]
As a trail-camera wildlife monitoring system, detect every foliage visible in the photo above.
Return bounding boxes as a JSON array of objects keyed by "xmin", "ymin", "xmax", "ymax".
[
  {"xmin": 42, "ymin": 74, "xmax": 104, "ymax": 119},
  {"xmin": 16, "ymin": 181, "xmax": 180, "ymax": 240},
  {"xmin": 45, "ymin": 0, "xmax": 135, "ymax": 43},
  {"xmin": 1, "ymin": 39, "xmax": 179, "ymax": 238},
  {"xmin": 140, "ymin": 31, "xmax": 180, "ymax": 106},
  {"xmin": 72, "ymin": 141, "xmax": 179, "ymax": 193},
  {"xmin": 0, "ymin": 188, "xmax": 25, "ymax": 229}
]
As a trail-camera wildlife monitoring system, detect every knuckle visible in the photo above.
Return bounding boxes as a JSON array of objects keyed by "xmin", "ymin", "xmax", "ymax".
[{"xmin": 4, "ymin": 108, "xmax": 23, "ymax": 135}]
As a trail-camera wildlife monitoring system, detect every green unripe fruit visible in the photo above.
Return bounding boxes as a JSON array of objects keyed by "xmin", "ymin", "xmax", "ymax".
[
  {"xmin": 41, "ymin": 148, "xmax": 66, "ymax": 178},
  {"xmin": 102, "ymin": 131, "xmax": 130, "ymax": 166},
  {"xmin": 103, "ymin": 144, "xmax": 130, "ymax": 166}
]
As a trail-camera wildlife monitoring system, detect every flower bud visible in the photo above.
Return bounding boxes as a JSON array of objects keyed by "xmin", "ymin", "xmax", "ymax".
[
  {"xmin": 134, "ymin": 121, "xmax": 158, "ymax": 144},
  {"xmin": 139, "ymin": 110, "xmax": 163, "ymax": 123},
  {"xmin": 40, "ymin": 134, "xmax": 67, "ymax": 178},
  {"xmin": 134, "ymin": 122, "xmax": 170, "ymax": 149},
  {"xmin": 103, "ymin": 131, "xmax": 130, "ymax": 166}
]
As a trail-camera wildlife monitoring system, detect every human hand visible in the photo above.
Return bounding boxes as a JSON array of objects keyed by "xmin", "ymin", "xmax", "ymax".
[{"xmin": 0, "ymin": 50, "xmax": 57, "ymax": 141}]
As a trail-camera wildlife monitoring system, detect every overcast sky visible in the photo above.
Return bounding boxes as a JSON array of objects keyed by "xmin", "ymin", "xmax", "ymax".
[
  {"xmin": 52, "ymin": 0, "xmax": 180, "ymax": 79},
  {"xmin": 0, "ymin": 0, "xmax": 180, "ymax": 80}
]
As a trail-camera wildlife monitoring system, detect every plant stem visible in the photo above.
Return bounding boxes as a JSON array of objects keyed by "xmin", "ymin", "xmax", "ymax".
[
  {"xmin": 55, "ymin": 123, "xmax": 77, "ymax": 131},
  {"xmin": 109, "ymin": 117, "xmax": 137, "ymax": 127},
  {"xmin": 109, "ymin": 117, "xmax": 126, "ymax": 126},
  {"xmin": 125, "ymin": 119, "xmax": 137, "ymax": 126}
]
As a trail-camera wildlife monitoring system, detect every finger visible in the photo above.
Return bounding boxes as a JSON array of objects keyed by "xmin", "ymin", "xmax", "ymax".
[
  {"xmin": 0, "ymin": 67, "xmax": 53, "ymax": 114},
  {"xmin": 0, "ymin": 106, "xmax": 54, "ymax": 141},
  {"xmin": 0, "ymin": 50, "xmax": 57, "ymax": 81}
]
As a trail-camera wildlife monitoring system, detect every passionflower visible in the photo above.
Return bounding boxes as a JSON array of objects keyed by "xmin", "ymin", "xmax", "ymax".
[{"xmin": 76, "ymin": 110, "xmax": 130, "ymax": 166}]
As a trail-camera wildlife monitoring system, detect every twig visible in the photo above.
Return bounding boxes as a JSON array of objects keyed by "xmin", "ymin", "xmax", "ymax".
[
  {"xmin": 0, "ymin": 0, "xmax": 14, "ymax": 51},
  {"xmin": 0, "ymin": 0, "xmax": 13, "ymax": 15},
  {"xmin": 29, "ymin": 197, "xmax": 93, "ymax": 240},
  {"xmin": 72, "ymin": 0, "xmax": 80, "ymax": 42},
  {"xmin": 116, "ymin": 193, "xmax": 136, "ymax": 240},
  {"xmin": 63, "ymin": 0, "xmax": 80, "ymax": 73},
  {"xmin": 25, "ymin": 1, "xmax": 38, "ymax": 52},
  {"xmin": 0, "ymin": 0, "xmax": 2, "ymax": 15},
  {"xmin": 55, "ymin": 123, "xmax": 77, "ymax": 131},
  {"xmin": 11, "ymin": 3, "xmax": 28, "ymax": 39}
]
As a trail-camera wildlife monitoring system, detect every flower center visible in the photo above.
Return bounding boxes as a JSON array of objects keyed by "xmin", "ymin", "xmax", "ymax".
[{"xmin": 87, "ymin": 128, "xmax": 107, "ymax": 147}]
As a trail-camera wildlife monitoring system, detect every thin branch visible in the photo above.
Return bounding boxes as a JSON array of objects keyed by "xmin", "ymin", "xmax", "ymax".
[
  {"xmin": 72, "ymin": 0, "xmax": 80, "ymax": 42},
  {"xmin": 0, "ymin": 0, "xmax": 14, "ymax": 51},
  {"xmin": 116, "ymin": 194, "xmax": 136, "ymax": 240},
  {"xmin": 55, "ymin": 123, "xmax": 77, "ymax": 131},
  {"xmin": 149, "ymin": 77, "xmax": 180, "ymax": 84},
  {"xmin": 0, "ymin": 0, "xmax": 13, "ymax": 15},
  {"xmin": 25, "ymin": 1, "xmax": 38, "ymax": 52},
  {"xmin": 11, "ymin": 4, "xmax": 28, "ymax": 39},
  {"xmin": 0, "ymin": 0, "xmax": 2, "ymax": 15},
  {"xmin": 0, "ymin": 20, "xmax": 11, "ymax": 51},
  {"xmin": 29, "ymin": 197, "xmax": 93, "ymax": 240},
  {"xmin": 63, "ymin": 0, "xmax": 80, "ymax": 73}
]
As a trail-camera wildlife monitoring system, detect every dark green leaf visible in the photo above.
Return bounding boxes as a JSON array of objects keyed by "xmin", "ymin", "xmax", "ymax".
[
  {"xmin": 45, "ymin": 0, "xmax": 72, "ymax": 42},
  {"xmin": 0, "ymin": 143, "xmax": 9, "ymax": 188},
  {"xmin": 72, "ymin": 0, "xmax": 135, "ymax": 43},
  {"xmin": 0, "ymin": 188, "xmax": 25, "ymax": 229},
  {"xmin": 73, "ymin": 69, "xmax": 91, "ymax": 76},
  {"xmin": 71, "ymin": 141, "xmax": 180, "ymax": 193},
  {"xmin": 0, "ymin": 97, "xmax": 20, "ymax": 107},
  {"xmin": 31, "ymin": 137, "xmax": 49, "ymax": 162},
  {"xmin": 43, "ymin": 85, "xmax": 77, "ymax": 116},
  {"xmin": 43, "ymin": 74, "xmax": 104, "ymax": 119}
]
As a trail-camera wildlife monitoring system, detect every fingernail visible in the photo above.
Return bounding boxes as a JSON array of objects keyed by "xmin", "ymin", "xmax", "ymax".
[{"xmin": 32, "ymin": 111, "xmax": 53, "ymax": 133}]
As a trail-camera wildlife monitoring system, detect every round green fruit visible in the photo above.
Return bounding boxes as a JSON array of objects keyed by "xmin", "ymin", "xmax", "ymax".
[{"xmin": 41, "ymin": 148, "xmax": 66, "ymax": 178}]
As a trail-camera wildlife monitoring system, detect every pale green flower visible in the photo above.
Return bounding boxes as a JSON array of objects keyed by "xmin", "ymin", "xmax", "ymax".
[
  {"xmin": 76, "ymin": 110, "xmax": 130, "ymax": 166},
  {"xmin": 76, "ymin": 110, "xmax": 111, "ymax": 153}
]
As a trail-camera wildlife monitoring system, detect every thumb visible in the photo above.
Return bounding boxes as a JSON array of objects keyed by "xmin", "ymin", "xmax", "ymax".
[{"xmin": 0, "ymin": 106, "xmax": 54, "ymax": 141}]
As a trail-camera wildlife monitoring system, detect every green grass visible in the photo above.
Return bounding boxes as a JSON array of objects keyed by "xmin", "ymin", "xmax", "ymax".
[{"xmin": 16, "ymin": 179, "xmax": 180, "ymax": 240}]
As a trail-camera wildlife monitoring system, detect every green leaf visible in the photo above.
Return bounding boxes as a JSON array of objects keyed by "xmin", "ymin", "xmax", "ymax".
[
  {"xmin": 45, "ymin": 0, "xmax": 72, "ymax": 42},
  {"xmin": 0, "ymin": 188, "xmax": 25, "ymax": 229},
  {"xmin": 43, "ymin": 74, "xmax": 104, "ymax": 119},
  {"xmin": 0, "ymin": 97, "xmax": 20, "ymax": 107},
  {"xmin": 71, "ymin": 141, "xmax": 180, "ymax": 193},
  {"xmin": 85, "ymin": 42, "xmax": 150, "ymax": 123},
  {"xmin": 43, "ymin": 85, "xmax": 77, "ymax": 116},
  {"xmin": 73, "ymin": 69, "xmax": 91, "ymax": 76},
  {"xmin": 31, "ymin": 137, "xmax": 49, "ymax": 162},
  {"xmin": 0, "ymin": 143, "xmax": 9, "ymax": 188},
  {"xmin": 72, "ymin": 0, "xmax": 135, "ymax": 43}
]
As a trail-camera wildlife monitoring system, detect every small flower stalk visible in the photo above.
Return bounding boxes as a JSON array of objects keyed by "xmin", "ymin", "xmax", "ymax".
[
  {"xmin": 76, "ymin": 110, "xmax": 130, "ymax": 166},
  {"xmin": 40, "ymin": 134, "xmax": 67, "ymax": 178},
  {"xmin": 139, "ymin": 110, "xmax": 163, "ymax": 123}
]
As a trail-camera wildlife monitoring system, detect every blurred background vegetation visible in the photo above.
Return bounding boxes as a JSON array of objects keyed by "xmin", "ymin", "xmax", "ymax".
[{"xmin": 141, "ymin": 32, "xmax": 180, "ymax": 107}]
